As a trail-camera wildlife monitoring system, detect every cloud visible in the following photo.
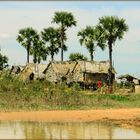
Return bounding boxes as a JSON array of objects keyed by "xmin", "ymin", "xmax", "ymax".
[{"xmin": 0, "ymin": 33, "xmax": 14, "ymax": 40}]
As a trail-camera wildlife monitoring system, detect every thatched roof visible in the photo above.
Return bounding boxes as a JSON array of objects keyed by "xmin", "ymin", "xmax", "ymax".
[
  {"xmin": 23, "ymin": 63, "xmax": 46, "ymax": 72},
  {"xmin": 20, "ymin": 63, "xmax": 47, "ymax": 80},
  {"xmin": 118, "ymin": 74, "xmax": 139, "ymax": 81},
  {"xmin": 43, "ymin": 61, "xmax": 116, "ymax": 75},
  {"xmin": 10, "ymin": 65, "xmax": 24, "ymax": 74},
  {"xmin": 72, "ymin": 61, "xmax": 116, "ymax": 74},
  {"xmin": 43, "ymin": 61, "xmax": 77, "ymax": 75}
]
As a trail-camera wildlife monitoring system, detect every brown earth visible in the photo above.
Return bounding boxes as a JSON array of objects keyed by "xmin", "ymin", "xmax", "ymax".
[{"xmin": 0, "ymin": 109, "xmax": 140, "ymax": 123}]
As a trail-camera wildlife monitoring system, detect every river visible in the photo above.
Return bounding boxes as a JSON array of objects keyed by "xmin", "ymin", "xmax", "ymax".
[{"xmin": 0, "ymin": 121, "xmax": 140, "ymax": 139}]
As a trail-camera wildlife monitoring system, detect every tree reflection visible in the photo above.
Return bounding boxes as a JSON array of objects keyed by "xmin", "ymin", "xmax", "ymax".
[
  {"xmin": 21, "ymin": 121, "xmax": 46, "ymax": 139},
  {"xmin": 0, "ymin": 121, "xmax": 139, "ymax": 139}
]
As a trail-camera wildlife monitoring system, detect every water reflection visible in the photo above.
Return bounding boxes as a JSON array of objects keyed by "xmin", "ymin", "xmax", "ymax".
[{"xmin": 0, "ymin": 121, "xmax": 140, "ymax": 139}]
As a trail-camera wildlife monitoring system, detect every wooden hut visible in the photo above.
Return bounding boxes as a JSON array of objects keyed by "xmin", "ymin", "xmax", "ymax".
[
  {"xmin": 118, "ymin": 74, "xmax": 134, "ymax": 81},
  {"xmin": 43, "ymin": 61, "xmax": 116, "ymax": 87},
  {"xmin": 9, "ymin": 65, "xmax": 24, "ymax": 75},
  {"xmin": 118, "ymin": 74, "xmax": 140, "ymax": 85},
  {"xmin": 43, "ymin": 61, "xmax": 76, "ymax": 83},
  {"xmin": 71, "ymin": 61, "xmax": 116, "ymax": 87},
  {"xmin": 19, "ymin": 63, "xmax": 47, "ymax": 82}
]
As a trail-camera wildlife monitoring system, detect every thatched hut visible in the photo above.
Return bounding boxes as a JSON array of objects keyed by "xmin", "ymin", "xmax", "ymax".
[
  {"xmin": 118, "ymin": 74, "xmax": 140, "ymax": 85},
  {"xmin": 43, "ymin": 61, "xmax": 76, "ymax": 83},
  {"xmin": 9, "ymin": 65, "xmax": 24, "ymax": 75},
  {"xmin": 19, "ymin": 63, "xmax": 47, "ymax": 82},
  {"xmin": 43, "ymin": 61, "xmax": 116, "ymax": 87},
  {"xmin": 71, "ymin": 61, "xmax": 116, "ymax": 86}
]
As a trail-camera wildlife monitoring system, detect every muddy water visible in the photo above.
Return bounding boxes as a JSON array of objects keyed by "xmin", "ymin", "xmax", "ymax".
[{"xmin": 0, "ymin": 121, "xmax": 140, "ymax": 139}]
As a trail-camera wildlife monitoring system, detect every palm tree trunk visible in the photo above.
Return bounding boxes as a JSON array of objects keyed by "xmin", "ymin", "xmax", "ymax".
[
  {"xmin": 60, "ymin": 27, "xmax": 64, "ymax": 62},
  {"xmin": 27, "ymin": 47, "xmax": 29, "ymax": 63},
  {"xmin": 61, "ymin": 42, "xmax": 63, "ymax": 62},
  {"xmin": 51, "ymin": 53, "xmax": 54, "ymax": 61},
  {"xmin": 108, "ymin": 42, "xmax": 113, "ymax": 93},
  {"xmin": 33, "ymin": 53, "xmax": 37, "ymax": 64},
  {"xmin": 90, "ymin": 48, "xmax": 94, "ymax": 62}
]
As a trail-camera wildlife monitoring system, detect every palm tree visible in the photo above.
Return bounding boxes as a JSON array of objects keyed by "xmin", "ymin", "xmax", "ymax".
[
  {"xmin": 31, "ymin": 34, "xmax": 47, "ymax": 64},
  {"xmin": 17, "ymin": 27, "xmax": 38, "ymax": 63},
  {"xmin": 78, "ymin": 26, "xmax": 105, "ymax": 62},
  {"xmin": 35, "ymin": 41, "xmax": 47, "ymax": 64},
  {"xmin": 97, "ymin": 16, "xmax": 128, "ymax": 91},
  {"xmin": 69, "ymin": 53, "xmax": 87, "ymax": 61},
  {"xmin": 41, "ymin": 27, "xmax": 60, "ymax": 61},
  {"xmin": 52, "ymin": 11, "xmax": 77, "ymax": 62}
]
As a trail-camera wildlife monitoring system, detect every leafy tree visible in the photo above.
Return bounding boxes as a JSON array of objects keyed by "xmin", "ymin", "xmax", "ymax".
[
  {"xmin": 17, "ymin": 27, "xmax": 38, "ymax": 63},
  {"xmin": 78, "ymin": 26, "xmax": 105, "ymax": 62},
  {"xmin": 97, "ymin": 16, "xmax": 128, "ymax": 90},
  {"xmin": 41, "ymin": 27, "xmax": 59, "ymax": 61},
  {"xmin": 69, "ymin": 53, "xmax": 87, "ymax": 61},
  {"xmin": 52, "ymin": 11, "xmax": 77, "ymax": 61},
  {"xmin": 0, "ymin": 52, "xmax": 8, "ymax": 70}
]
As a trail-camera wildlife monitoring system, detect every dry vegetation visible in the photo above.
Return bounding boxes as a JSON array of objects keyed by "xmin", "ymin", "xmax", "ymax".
[{"xmin": 0, "ymin": 71, "xmax": 140, "ymax": 111}]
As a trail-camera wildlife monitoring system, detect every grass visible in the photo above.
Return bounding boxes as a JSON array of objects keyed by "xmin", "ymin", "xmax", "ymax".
[{"xmin": 0, "ymin": 71, "xmax": 140, "ymax": 111}]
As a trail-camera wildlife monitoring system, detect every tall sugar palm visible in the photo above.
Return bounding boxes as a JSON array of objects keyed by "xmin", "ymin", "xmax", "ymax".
[
  {"xmin": 35, "ymin": 41, "xmax": 48, "ymax": 64},
  {"xmin": 41, "ymin": 27, "xmax": 60, "ymax": 61},
  {"xmin": 78, "ymin": 26, "xmax": 105, "ymax": 62},
  {"xmin": 52, "ymin": 11, "xmax": 77, "ymax": 62},
  {"xmin": 31, "ymin": 34, "xmax": 47, "ymax": 64},
  {"xmin": 97, "ymin": 16, "xmax": 128, "ymax": 91},
  {"xmin": 17, "ymin": 27, "xmax": 38, "ymax": 63}
]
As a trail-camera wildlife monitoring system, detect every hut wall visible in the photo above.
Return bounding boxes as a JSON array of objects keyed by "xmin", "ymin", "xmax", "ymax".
[
  {"xmin": 45, "ymin": 65, "xmax": 57, "ymax": 82},
  {"xmin": 85, "ymin": 73, "xmax": 108, "ymax": 84},
  {"xmin": 72, "ymin": 64, "xmax": 84, "ymax": 82},
  {"xmin": 66, "ymin": 72, "xmax": 73, "ymax": 84},
  {"xmin": 20, "ymin": 66, "xmax": 34, "ymax": 81},
  {"xmin": 72, "ymin": 63, "xmax": 109, "ymax": 84},
  {"xmin": 135, "ymin": 85, "xmax": 140, "ymax": 93}
]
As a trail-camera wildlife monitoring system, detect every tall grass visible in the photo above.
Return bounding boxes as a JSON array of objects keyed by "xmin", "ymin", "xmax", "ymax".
[{"xmin": 0, "ymin": 71, "xmax": 140, "ymax": 111}]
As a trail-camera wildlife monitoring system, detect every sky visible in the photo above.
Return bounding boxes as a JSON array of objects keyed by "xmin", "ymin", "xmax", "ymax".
[{"xmin": 0, "ymin": 1, "xmax": 140, "ymax": 78}]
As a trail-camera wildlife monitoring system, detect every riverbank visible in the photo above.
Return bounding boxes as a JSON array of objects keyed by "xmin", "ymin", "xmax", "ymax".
[{"xmin": 0, "ymin": 109, "xmax": 140, "ymax": 124}]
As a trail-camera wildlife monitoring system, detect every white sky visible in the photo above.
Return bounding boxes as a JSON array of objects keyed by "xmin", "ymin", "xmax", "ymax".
[{"xmin": 0, "ymin": 2, "xmax": 140, "ymax": 77}]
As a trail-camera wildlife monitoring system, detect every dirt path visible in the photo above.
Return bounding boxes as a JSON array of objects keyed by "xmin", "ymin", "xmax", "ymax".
[{"xmin": 0, "ymin": 108, "xmax": 140, "ymax": 122}]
